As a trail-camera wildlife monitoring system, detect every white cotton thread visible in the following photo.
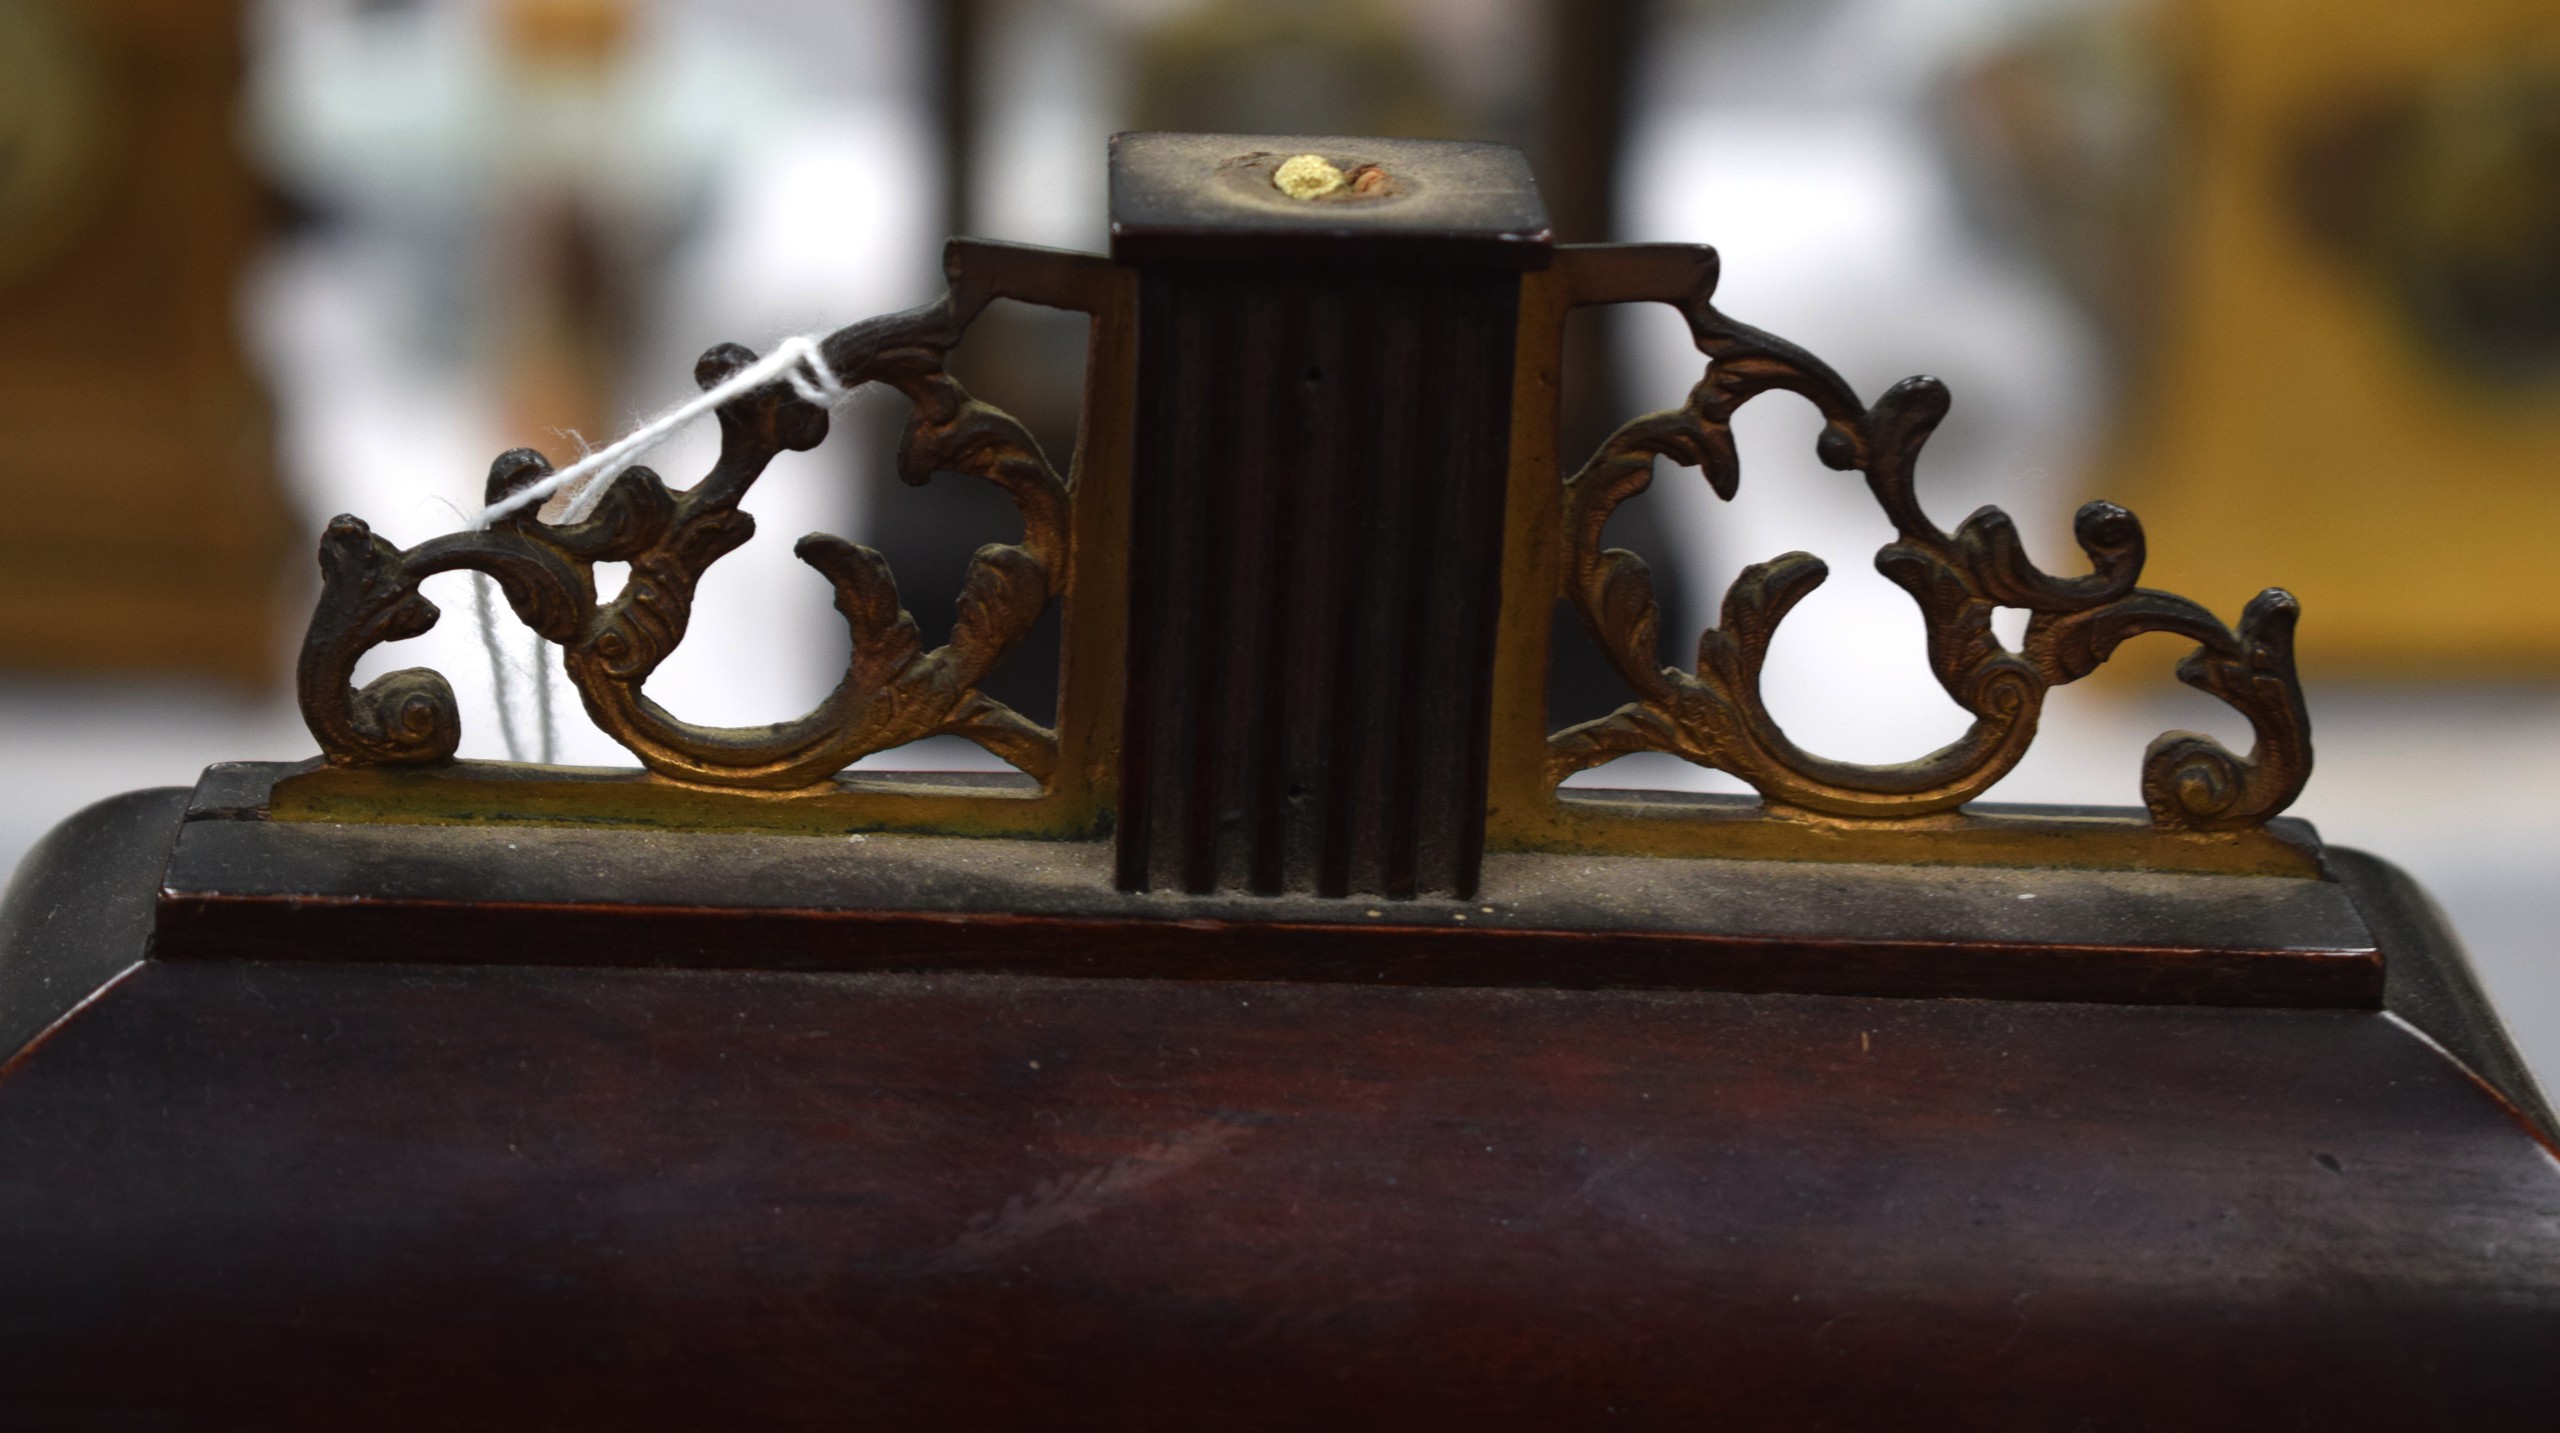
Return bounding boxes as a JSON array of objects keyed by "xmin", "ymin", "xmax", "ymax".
[
  {"xmin": 531, "ymin": 635, "xmax": 559, "ymax": 764},
  {"xmin": 471, "ymin": 333, "xmax": 848, "ymax": 530},
  {"xmin": 469, "ymin": 572, "xmax": 528, "ymax": 762},
  {"xmin": 419, "ymin": 497, "xmax": 536, "ymax": 763},
  {"xmin": 467, "ymin": 580, "xmax": 561, "ymax": 765},
  {"xmin": 420, "ymin": 332, "xmax": 847, "ymax": 763}
]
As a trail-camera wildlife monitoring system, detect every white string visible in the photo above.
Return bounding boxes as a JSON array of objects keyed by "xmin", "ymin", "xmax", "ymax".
[
  {"xmin": 531, "ymin": 634, "xmax": 559, "ymax": 764},
  {"xmin": 437, "ymin": 335, "xmax": 844, "ymax": 761},
  {"xmin": 463, "ymin": 573, "xmax": 565, "ymax": 765},
  {"xmin": 468, "ymin": 572, "xmax": 527, "ymax": 762},
  {"xmin": 471, "ymin": 333, "xmax": 849, "ymax": 530}
]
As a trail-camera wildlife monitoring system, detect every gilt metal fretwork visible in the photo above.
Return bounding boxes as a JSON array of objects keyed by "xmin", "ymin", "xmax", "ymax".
[
  {"xmin": 285, "ymin": 189, "xmax": 2317, "ymax": 869},
  {"xmin": 298, "ymin": 242, "xmax": 1075, "ymax": 791},
  {"xmin": 1549, "ymin": 244, "xmax": 2311, "ymax": 831}
]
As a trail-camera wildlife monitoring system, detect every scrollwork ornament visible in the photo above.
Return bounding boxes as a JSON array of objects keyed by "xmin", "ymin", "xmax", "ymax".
[
  {"xmin": 1552, "ymin": 245, "xmax": 2311, "ymax": 832},
  {"xmin": 297, "ymin": 254, "xmax": 1072, "ymax": 791}
]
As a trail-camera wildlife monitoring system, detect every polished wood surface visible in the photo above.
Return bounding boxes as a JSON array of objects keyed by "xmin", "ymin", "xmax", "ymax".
[
  {"xmin": 3, "ymin": 952, "xmax": 2556, "ymax": 1428},
  {"xmin": 2, "ymin": 789, "xmax": 2557, "ymax": 1428}
]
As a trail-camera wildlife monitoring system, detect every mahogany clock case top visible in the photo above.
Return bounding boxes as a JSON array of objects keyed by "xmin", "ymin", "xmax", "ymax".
[{"xmin": 0, "ymin": 786, "xmax": 2555, "ymax": 1430}]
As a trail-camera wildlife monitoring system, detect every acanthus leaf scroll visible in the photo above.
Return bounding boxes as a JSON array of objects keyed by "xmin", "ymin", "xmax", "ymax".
[
  {"xmin": 297, "ymin": 247, "xmax": 1071, "ymax": 791},
  {"xmin": 1550, "ymin": 244, "xmax": 2311, "ymax": 831}
]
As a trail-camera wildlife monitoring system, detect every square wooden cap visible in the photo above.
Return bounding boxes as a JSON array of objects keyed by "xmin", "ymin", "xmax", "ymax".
[{"xmin": 1108, "ymin": 132, "xmax": 1554, "ymax": 269}]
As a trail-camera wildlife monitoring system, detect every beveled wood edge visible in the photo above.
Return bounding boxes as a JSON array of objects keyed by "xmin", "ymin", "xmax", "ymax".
[
  {"xmin": 150, "ymin": 888, "xmax": 2386, "ymax": 1011},
  {"xmin": 163, "ymin": 762, "xmax": 2385, "ymax": 1011},
  {"xmin": 2332, "ymin": 846, "xmax": 2560, "ymax": 1148},
  {"xmin": 0, "ymin": 788, "xmax": 183, "ymax": 1071}
]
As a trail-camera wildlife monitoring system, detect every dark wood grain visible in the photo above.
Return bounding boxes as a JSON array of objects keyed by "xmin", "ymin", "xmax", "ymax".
[
  {"xmin": 8, "ymin": 784, "xmax": 2557, "ymax": 1426},
  {"xmin": 2, "ymin": 957, "xmax": 2555, "ymax": 1430},
  {"xmin": 1108, "ymin": 132, "xmax": 1542, "ymax": 899},
  {"xmin": 1116, "ymin": 262, "xmax": 1521, "ymax": 898}
]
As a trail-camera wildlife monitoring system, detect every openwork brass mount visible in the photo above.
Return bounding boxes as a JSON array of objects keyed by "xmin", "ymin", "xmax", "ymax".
[
  {"xmin": 300, "ymin": 240, "xmax": 1086, "ymax": 791},
  {"xmin": 1547, "ymin": 245, "xmax": 2308, "ymax": 832},
  {"xmin": 285, "ymin": 134, "xmax": 2315, "ymax": 886}
]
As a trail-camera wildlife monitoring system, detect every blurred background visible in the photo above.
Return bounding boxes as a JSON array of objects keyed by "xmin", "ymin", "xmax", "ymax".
[{"xmin": 0, "ymin": 0, "xmax": 2552, "ymax": 1080}]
